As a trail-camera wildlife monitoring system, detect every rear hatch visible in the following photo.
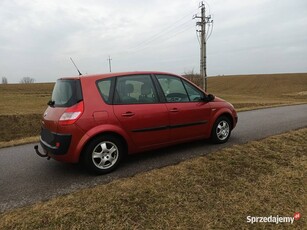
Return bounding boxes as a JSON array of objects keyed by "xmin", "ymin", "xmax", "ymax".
[{"xmin": 42, "ymin": 79, "xmax": 83, "ymax": 134}]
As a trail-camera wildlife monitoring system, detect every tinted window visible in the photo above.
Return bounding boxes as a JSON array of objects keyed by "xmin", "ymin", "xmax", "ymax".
[
  {"xmin": 156, "ymin": 75, "xmax": 189, "ymax": 102},
  {"xmin": 114, "ymin": 75, "xmax": 157, "ymax": 104},
  {"xmin": 52, "ymin": 79, "xmax": 82, "ymax": 107},
  {"xmin": 97, "ymin": 78, "xmax": 113, "ymax": 104},
  {"xmin": 183, "ymin": 81, "xmax": 204, "ymax": 101}
]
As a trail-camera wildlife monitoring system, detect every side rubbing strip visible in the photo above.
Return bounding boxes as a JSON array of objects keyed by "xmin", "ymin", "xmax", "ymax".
[
  {"xmin": 131, "ymin": 120, "xmax": 208, "ymax": 133},
  {"xmin": 132, "ymin": 126, "xmax": 169, "ymax": 133},
  {"xmin": 170, "ymin": 120, "xmax": 208, "ymax": 129}
]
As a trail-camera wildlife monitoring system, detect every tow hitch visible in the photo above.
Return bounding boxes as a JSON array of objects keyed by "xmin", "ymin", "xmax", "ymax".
[{"xmin": 34, "ymin": 145, "xmax": 50, "ymax": 160}]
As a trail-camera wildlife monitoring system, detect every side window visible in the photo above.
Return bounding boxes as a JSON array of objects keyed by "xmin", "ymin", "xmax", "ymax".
[
  {"xmin": 183, "ymin": 81, "xmax": 204, "ymax": 102},
  {"xmin": 114, "ymin": 75, "xmax": 157, "ymax": 104},
  {"xmin": 156, "ymin": 75, "xmax": 189, "ymax": 102},
  {"xmin": 96, "ymin": 78, "xmax": 113, "ymax": 104}
]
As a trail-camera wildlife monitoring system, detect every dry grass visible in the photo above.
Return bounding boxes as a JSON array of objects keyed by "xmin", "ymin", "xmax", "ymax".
[
  {"xmin": 0, "ymin": 136, "xmax": 39, "ymax": 148},
  {"xmin": 0, "ymin": 128, "xmax": 306, "ymax": 229},
  {"xmin": 0, "ymin": 73, "xmax": 306, "ymax": 144},
  {"xmin": 0, "ymin": 83, "xmax": 53, "ymax": 115},
  {"xmin": 187, "ymin": 73, "xmax": 307, "ymax": 111},
  {"xmin": 0, "ymin": 114, "xmax": 42, "ymax": 142},
  {"xmin": 209, "ymin": 73, "xmax": 307, "ymax": 111},
  {"xmin": 0, "ymin": 83, "xmax": 53, "ymax": 142}
]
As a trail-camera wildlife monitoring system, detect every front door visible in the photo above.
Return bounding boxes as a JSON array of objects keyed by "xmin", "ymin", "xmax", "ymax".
[{"xmin": 155, "ymin": 75, "xmax": 212, "ymax": 142}]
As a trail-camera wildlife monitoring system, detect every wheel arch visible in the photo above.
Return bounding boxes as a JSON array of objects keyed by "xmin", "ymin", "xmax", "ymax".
[
  {"xmin": 210, "ymin": 109, "xmax": 234, "ymax": 134},
  {"xmin": 79, "ymin": 131, "xmax": 128, "ymax": 163},
  {"xmin": 75, "ymin": 125, "xmax": 132, "ymax": 163},
  {"xmin": 210, "ymin": 112, "xmax": 233, "ymax": 143},
  {"xmin": 217, "ymin": 112, "xmax": 234, "ymax": 130}
]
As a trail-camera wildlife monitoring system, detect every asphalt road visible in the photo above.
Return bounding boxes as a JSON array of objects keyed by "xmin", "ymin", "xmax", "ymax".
[{"xmin": 0, "ymin": 104, "xmax": 307, "ymax": 213}]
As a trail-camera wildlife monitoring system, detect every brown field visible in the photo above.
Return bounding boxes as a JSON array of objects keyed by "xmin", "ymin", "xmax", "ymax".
[
  {"xmin": 0, "ymin": 83, "xmax": 53, "ymax": 144},
  {"xmin": 0, "ymin": 73, "xmax": 306, "ymax": 144},
  {"xmin": 0, "ymin": 83, "xmax": 53, "ymax": 115},
  {"xmin": 187, "ymin": 73, "xmax": 307, "ymax": 110},
  {"xmin": 0, "ymin": 128, "xmax": 305, "ymax": 229}
]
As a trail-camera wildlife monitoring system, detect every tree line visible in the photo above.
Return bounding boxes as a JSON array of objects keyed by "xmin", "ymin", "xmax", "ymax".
[{"xmin": 1, "ymin": 77, "xmax": 35, "ymax": 84}]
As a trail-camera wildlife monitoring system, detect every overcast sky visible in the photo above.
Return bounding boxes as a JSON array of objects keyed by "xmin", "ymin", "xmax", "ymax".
[{"xmin": 1, "ymin": 0, "xmax": 307, "ymax": 83}]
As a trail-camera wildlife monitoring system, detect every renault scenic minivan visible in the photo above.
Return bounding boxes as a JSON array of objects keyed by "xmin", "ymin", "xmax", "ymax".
[{"xmin": 35, "ymin": 71, "xmax": 238, "ymax": 174}]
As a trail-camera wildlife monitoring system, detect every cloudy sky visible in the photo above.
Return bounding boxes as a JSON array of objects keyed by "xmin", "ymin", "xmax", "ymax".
[{"xmin": 1, "ymin": 0, "xmax": 307, "ymax": 83}]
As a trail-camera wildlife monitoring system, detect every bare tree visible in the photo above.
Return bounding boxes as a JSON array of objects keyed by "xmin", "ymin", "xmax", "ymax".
[
  {"xmin": 183, "ymin": 69, "xmax": 202, "ymax": 88},
  {"xmin": 20, "ymin": 77, "xmax": 35, "ymax": 84},
  {"xmin": 2, "ymin": 77, "xmax": 8, "ymax": 84},
  {"xmin": 183, "ymin": 68, "xmax": 199, "ymax": 78}
]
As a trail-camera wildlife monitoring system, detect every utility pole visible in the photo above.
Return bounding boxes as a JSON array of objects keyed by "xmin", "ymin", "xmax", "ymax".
[
  {"xmin": 107, "ymin": 56, "xmax": 112, "ymax": 72},
  {"xmin": 194, "ymin": 2, "xmax": 213, "ymax": 91}
]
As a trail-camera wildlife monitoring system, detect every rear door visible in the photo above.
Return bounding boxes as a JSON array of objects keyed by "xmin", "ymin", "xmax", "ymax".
[
  {"xmin": 155, "ymin": 74, "xmax": 211, "ymax": 142},
  {"xmin": 112, "ymin": 74, "xmax": 170, "ymax": 149}
]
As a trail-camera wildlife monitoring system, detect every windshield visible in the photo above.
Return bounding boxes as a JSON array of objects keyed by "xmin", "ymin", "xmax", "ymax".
[{"xmin": 51, "ymin": 79, "xmax": 83, "ymax": 107}]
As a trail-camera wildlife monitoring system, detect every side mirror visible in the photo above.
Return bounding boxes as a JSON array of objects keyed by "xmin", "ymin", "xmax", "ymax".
[
  {"xmin": 208, "ymin": 94, "xmax": 215, "ymax": 101},
  {"xmin": 202, "ymin": 94, "xmax": 215, "ymax": 102}
]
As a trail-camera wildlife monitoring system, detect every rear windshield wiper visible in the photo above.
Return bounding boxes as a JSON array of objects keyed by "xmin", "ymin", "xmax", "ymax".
[{"xmin": 47, "ymin": 100, "xmax": 55, "ymax": 106}]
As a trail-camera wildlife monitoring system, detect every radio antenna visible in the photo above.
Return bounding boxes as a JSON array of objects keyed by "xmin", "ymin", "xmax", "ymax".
[{"xmin": 70, "ymin": 57, "xmax": 82, "ymax": 76}]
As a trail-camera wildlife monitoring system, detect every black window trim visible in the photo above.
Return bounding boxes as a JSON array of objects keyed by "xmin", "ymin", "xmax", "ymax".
[
  {"xmin": 151, "ymin": 74, "xmax": 167, "ymax": 103},
  {"xmin": 181, "ymin": 78, "xmax": 191, "ymax": 102}
]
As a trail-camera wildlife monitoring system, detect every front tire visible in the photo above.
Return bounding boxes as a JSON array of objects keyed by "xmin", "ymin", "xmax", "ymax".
[
  {"xmin": 211, "ymin": 116, "xmax": 231, "ymax": 144},
  {"xmin": 83, "ymin": 135, "xmax": 124, "ymax": 175}
]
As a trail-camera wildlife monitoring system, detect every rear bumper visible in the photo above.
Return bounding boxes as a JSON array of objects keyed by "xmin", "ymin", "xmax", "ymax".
[{"xmin": 40, "ymin": 128, "xmax": 71, "ymax": 155}]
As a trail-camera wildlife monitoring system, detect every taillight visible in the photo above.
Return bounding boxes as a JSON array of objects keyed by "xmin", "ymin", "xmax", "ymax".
[{"xmin": 59, "ymin": 101, "xmax": 84, "ymax": 125}]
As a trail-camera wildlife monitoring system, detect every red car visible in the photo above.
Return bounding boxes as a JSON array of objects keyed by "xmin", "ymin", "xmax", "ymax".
[{"xmin": 35, "ymin": 71, "xmax": 237, "ymax": 174}]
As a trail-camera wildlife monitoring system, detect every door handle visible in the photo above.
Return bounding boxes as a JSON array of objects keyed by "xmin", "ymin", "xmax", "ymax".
[
  {"xmin": 170, "ymin": 108, "xmax": 179, "ymax": 112},
  {"xmin": 122, "ymin": 112, "xmax": 135, "ymax": 117}
]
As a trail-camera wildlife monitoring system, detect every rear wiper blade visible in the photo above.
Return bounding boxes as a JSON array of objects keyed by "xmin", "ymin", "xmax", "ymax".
[{"xmin": 47, "ymin": 100, "xmax": 55, "ymax": 106}]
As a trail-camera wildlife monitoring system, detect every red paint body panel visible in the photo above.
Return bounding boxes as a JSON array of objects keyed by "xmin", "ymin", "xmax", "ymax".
[{"xmin": 40, "ymin": 71, "xmax": 238, "ymax": 164}]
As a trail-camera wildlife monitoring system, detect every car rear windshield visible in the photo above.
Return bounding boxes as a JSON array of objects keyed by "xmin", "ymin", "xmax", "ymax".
[{"xmin": 51, "ymin": 79, "xmax": 83, "ymax": 107}]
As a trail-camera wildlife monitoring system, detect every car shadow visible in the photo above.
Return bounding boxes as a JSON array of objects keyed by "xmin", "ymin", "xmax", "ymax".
[{"xmin": 42, "ymin": 137, "xmax": 237, "ymax": 180}]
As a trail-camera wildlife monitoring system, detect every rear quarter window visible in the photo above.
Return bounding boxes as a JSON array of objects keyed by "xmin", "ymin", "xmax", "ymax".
[
  {"xmin": 52, "ymin": 79, "xmax": 83, "ymax": 107},
  {"xmin": 96, "ymin": 78, "xmax": 114, "ymax": 104}
]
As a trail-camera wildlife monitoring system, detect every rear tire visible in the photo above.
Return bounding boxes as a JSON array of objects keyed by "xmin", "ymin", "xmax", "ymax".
[
  {"xmin": 211, "ymin": 116, "xmax": 231, "ymax": 144},
  {"xmin": 83, "ymin": 135, "xmax": 124, "ymax": 175}
]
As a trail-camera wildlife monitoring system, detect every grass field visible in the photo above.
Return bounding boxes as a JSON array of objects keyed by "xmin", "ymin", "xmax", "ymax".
[
  {"xmin": 0, "ymin": 73, "xmax": 306, "ymax": 144},
  {"xmin": 0, "ymin": 128, "xmax": 305, "ymax": 229},
  {"xmin": 187, "ymin": 73, "xmax": 307, "ymax": 110},
  {"xmin": 0, "ymin": 83, "xmax": 53, "ymax": 144},
  {"xmin": 0, "ymin": 83, "xmax": 53, "ymax": 115}
]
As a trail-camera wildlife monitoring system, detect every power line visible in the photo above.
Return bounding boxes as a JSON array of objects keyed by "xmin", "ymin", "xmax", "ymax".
[
  {"xmin": 132, "ymin": 22, "xmax": 195, "ymax": 53},
  {"xmin": 162, "ymin": 24, "xmax": 195, "ymax": 42},
  {"xmin": 132, "ymin": 17, "xmax": 196, "ymax": 52},
  {"xmin": 112, "ymin": 19, "xmax": 196, "ymax": 58},
  {"xmin": 109, "ymin": 6, "xmax": 202, "ymax": 66},
  {"xmin": 206, "ymin": 22, "xmax": 214, "ymax": 41},
  {"xmin": 133, "ymin": 8, "xmax": 199, "ymax": 49}
]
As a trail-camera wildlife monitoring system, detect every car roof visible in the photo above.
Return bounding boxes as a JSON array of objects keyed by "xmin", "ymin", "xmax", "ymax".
[{"xmin": 59, "ymin": 71, "xmax": 181, "ymax": 81}]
